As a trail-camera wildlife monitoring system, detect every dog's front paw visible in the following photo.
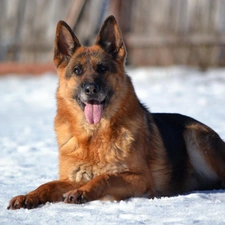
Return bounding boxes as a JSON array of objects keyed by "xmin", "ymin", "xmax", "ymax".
[
  {"xmin": 63, "ymin": 190, "xmax": 87, "ymax": 204},
  {"xmin": 7, "ymin": 194, "xmax": 40, "ymax": 210}
]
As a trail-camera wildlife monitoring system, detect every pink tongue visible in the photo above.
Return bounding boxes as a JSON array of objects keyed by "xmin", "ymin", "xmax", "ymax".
[{"xmin": 84, "ymin": 102, "xmax": 103, "ymax": 124}]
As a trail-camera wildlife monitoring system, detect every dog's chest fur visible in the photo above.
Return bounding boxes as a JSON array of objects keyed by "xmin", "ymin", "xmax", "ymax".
[
  {"xmin": 59, "ymin": 124, "xmax": 134, "ymax": 183},
  {"xmin": 68, "ymin": 159, "xmax": 129, "ymax": 183}
]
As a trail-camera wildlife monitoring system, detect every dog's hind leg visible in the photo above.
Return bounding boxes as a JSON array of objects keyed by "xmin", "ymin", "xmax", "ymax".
[{"xmin": 185, "ymin": 124, "xmax": 225, "ymax": 190}]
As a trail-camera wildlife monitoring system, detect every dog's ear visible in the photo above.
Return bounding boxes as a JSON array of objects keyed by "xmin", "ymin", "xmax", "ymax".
[
  {"xmin": 54, "ymin": 21, "xmax": 81, "ymax": 67},
  {"xmin": 96, "ymin": 15, "xmax": 126, "ymax": 60}
]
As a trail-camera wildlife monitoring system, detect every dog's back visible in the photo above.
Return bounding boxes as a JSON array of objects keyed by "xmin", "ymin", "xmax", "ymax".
[{"xmin": 149, "ymin": 112, "xmax": 225, "ymax": 195}]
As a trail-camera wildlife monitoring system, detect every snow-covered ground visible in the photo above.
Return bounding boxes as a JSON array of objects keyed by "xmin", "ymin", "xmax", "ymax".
[{"xmin": 1, "ymin": 66, "xmax": 225, "ymax": 224}]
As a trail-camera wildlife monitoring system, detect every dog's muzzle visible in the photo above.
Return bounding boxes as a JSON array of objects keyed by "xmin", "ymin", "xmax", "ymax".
[{"xmin": 79, "ymin": 83, "xmax": 106, "ymax": 125}]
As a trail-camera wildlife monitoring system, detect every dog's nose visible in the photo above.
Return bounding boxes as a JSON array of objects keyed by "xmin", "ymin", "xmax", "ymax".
[{"xmin": 84, "ymin": 83, "xmax": 99, "ymax": 95}]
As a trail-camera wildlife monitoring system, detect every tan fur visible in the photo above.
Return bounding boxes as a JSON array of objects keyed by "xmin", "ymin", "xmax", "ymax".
[{"xmin": 8, "ymin": 16, "xmax": 225, "ymax": 210}]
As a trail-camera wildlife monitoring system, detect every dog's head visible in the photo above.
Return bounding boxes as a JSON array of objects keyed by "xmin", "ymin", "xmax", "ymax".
[{"xmin": 54, "ymin": 16, "xmax": 127, "ymax": 125}]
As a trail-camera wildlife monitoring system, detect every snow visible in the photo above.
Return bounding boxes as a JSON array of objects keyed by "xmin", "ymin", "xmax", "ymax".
[{"xmin": 1, "ymin": 66, "xmax": 225, "ymax": 224}]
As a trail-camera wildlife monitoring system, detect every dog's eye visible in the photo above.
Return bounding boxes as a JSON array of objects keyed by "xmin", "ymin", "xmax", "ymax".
[
  {"xmin": 73, "ymin": 66, "xmax": 82, "ymax": 76},
  {"xmin": 97, "ymin": 64, "xmax": 108, "ymax": 74}
]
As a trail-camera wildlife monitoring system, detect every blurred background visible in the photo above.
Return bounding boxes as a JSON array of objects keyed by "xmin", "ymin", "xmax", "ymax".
[{"xmin": 1, "ymin": 0, "xmax": 225, "ymax": 73}]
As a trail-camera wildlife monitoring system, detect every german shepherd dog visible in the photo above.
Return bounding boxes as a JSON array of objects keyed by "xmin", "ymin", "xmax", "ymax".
[{"xmin": 8, "ymin": 15, "xmax": 225, "ymax": 210}]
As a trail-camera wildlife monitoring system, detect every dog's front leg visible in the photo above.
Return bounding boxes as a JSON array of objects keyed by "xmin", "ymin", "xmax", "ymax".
[
  {"xmin": 8, "ymin": 180, "xmax": 77, "ymax": 210},
  {"xmin": 63, "ymin": 172, "xmax": 152, "ymax": 204}
]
